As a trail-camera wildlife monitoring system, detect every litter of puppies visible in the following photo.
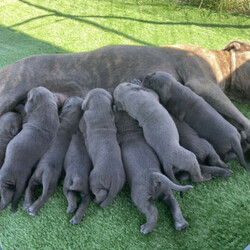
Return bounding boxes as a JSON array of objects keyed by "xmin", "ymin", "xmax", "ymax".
[{"xmin": 0, "ymin": 73, "xmax": 248, "ymax": 234}]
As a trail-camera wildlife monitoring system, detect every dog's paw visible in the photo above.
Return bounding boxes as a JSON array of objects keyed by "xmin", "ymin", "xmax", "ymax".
[
  {"xmin": 69, "ymin": 217, "xmax": 80, "ymax": 225},
  {"xmin": 175, "ymin": 220, "xmax": 189, "ymax": 231},
  {"xmin": 140, "ymin": 223, "xmax": 153, "ymax": 234},
  {"xmin": 27, "ymin": 208, "xmax": 37, "ymax": 216}
]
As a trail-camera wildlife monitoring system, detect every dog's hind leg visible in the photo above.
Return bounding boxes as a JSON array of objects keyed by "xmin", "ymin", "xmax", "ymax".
[
  {"xmin": 63, "ymin": 178, "xmax": 77, "ymax": 213},
  {"xmin": 27, "ymin": 173, "xmax": 57, "ymax": 216},
  {"xmin": 162, "ymin": 192, "xmax": 189, "ymax": 231},
  {"xmin": 231, "ymin": 137, "xmax": 249, "ymax": 171},
  {"xmin": 200, "ymin": 165, "xmax": 233, "ymax": 178},
  {"xmin": 65, "ymin": 190, "xmax": 77, "ymax": 213},
  {"xmin": 23, "ymin": 177, "xmax": 41, "ymax": 211},
  {"xmin": 0, "ymin": 188, "xmax": 14, "ymax": 210},
  {"xmin": 131, "ymin": 187, "xmax": 158, "ymax": 234},
  {"xmin": 69, "ymin": 193, "xmax": 90, "ymax": 224}
]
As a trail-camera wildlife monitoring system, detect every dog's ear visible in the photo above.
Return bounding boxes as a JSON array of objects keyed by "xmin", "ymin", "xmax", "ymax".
[
  {"xmin": 81, "ymin": 98, "xmax": 88, "ymax": 111},
  {"xmin": 114, "ymin": 100, "xmax": 123, "ymax": 111},
  {"xmin": 24, "ymin": 91, "xmax": 35, "ymax": 113}
]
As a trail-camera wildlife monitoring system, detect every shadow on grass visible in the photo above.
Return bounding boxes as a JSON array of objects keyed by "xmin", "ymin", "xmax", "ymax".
[
  {"xmin": 0, "ymin": 25, "xmax": 68, "ymax": 68},
  {"xmin": 15, "ymin": 0, "xmax": 155, "ymax": 46},
  {"xmin": 15, "ymin": 0, "xmax": 250, "ymax": 32}
]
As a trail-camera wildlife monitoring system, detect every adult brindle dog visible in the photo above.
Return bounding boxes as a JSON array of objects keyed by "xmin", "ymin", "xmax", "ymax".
[{"xmin": 0, "ymin": 41, "xmax": 249, "ymax": 142}]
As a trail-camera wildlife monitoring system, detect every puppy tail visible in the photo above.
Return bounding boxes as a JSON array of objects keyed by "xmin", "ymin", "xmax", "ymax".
[
  {"xmin": 99, "ymin": 181, "xmax": 121, "ymax": 208},
  {"xmin": 151, "ymin": 172, "xmax": 193, "ymax": 192},
  {"xmin": 232, "ymin": 136, "xmax": 249, "ymax": 171}
]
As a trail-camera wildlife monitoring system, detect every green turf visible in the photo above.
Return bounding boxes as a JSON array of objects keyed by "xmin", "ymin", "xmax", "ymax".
[{"xmin": 0, "ymin": 0, "xmax": 249, "ymax": 249}]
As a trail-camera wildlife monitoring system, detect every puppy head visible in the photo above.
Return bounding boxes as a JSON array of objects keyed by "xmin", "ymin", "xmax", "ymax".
[
  {"xmin": 113, "ymin": 82, "xmax": 159, "ymax": 114},
  {"xmin": 0, "ymin": 112, "xmax": 22, "ymax": 136},
  {"xmin": 25, "ymin": 87, "xmax": 58, "ymax": 113},
  {"xmin": 82, "ymin": 88, "xmax": 113, "ymax": 111},
  {"xmin": 143, "ymin": 71, "xmax": 177, "ymax": 103}
]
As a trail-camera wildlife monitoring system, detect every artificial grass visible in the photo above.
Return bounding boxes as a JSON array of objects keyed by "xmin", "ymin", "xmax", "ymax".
[{"xmin": 0, "ymin": 0, "xmax": 249, "ymax": 249}]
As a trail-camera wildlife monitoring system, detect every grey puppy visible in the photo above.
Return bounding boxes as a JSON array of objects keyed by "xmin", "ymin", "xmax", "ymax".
[
  {"xmin": 115, "ymin": 109, "xmax": 193, "ymax": 234},
  {"xmin": 63, "ymin": 129, "xmax": 92, "ymax": 224},
  {"xmin": 113, "ymin": 82, "xmax": 208, "ymax": 185},
  {"xmin": 171, "ymin": 115, "xmax": 233, "ymax": 179},
  {"xmin": 0, "ymin": 112, "xmax": 22, "ymax": 168},
  {"xmin": 143, "ymin": 72, "xmax": 249, "ymax": 171},
  {"xmin": 81, "ymin": 88, "xmax": 126, "ymax": 208},
  {"xmin": 24, "ymin": 96, "xmax": 83, "ymax": 216},
  {"xmin": 0, "ymin": 87, "xmax": 59, "ymax": 212}
]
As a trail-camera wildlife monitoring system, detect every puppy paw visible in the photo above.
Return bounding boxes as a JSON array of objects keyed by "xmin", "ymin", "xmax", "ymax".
[
  {"xmin": 27, "ymin": 208, "xmax": 37, "ymax": 216},
  {"xmin": 175, "ymin": 220, "xmax": 189, "ymax": 231},
  {"xmin": 140, "ymin": 223, "xmax": 153, "ymax": 234},
  {"xmin": 69, "ymin": 217, "xmax": 80, "ymax": 225}
]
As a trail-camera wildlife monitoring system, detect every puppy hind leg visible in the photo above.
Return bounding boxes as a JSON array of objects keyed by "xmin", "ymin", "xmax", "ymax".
[
  {"xmin": 11, "ymin": 181, "xmax": 27, "ymax": 212},
  {"xmin": 206, "ymin": 152, "xmax": 229, "ymax": 169},
  {"xmin": 70, "ymin": 194, "xmax": 90, "ymax": 225},
  {"xmin": 200, "ymin": 165, "xmax": 233, "ymax": 178},
  {"xmin": 27, "ymin": 174, "xmax": 57, "ymax": 216},
  {"xmin": 162, "ymin": 192, "xmax": 189, "ymax": 231},
  {"xmin": 0, "ymin": 188, "xmax": 14, "ymax": 210},
  {"xmin": 65, "ymin": 191, "xmax": 77, "ymax": 214},
  {"xmin": 63, "ymin": 179, "xmax": 77, "ymax": 213},
  {"xmin": 131, "ymin": 188, "xmax": 158, "ymax": 234},
  {"xmin": 24, "ymin": 178, "xmax": 41, "ymax": 211},
  {"xmin": 232, "ymin": 137, "xmax": 249, "ymax": 171}
]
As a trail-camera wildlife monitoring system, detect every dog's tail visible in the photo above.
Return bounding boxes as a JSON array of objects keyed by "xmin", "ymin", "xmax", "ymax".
[
  {"xmin": 232, "ymin": 135, "xmax": 249, "ymax": 171},
  {"xmin": 100, "ymin": 180, "xmax": 123, "ymax": 208},
  {"xmin": 151, "ymin": 172, "xmax": 193, "ymax": 192}
]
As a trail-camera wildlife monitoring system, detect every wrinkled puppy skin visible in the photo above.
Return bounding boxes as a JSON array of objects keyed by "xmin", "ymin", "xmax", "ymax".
[
  {"xmin": 143, "ymin": 72, "xmax": 249, "ymax": 171},
  {"xmin": 171, "ymin": 115, "xmax": 233, "ymax": 179},
  {"xmin": 0, "ymin": 112, "xmax": 22, "ymax": 168},
  {"xmin": 80, "ymin": 88, "xmax": 126, "ymax": 208},
  {"xmin": 0, "ymin": 87, "xmax": 59, "ymax": 212},
  {"xmin": 63, "ymin": 129, "xmax": 92, "ymax": 224},
  {"xmin": 113, "ymin": 82, "xmax": 208, "ymax": 186},
  {"xmin": 24, "ymin": 96, "xmax": 83, "ymax": 216},
  {"xmin": 115, "ymin": 109, "xmax": 193, "ymax": 234}
]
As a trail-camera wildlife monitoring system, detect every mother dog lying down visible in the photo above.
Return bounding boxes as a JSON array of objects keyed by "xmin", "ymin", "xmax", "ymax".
[{"xmin": 0, "ymin": 41, "xmax": 249, "ymax": 143}]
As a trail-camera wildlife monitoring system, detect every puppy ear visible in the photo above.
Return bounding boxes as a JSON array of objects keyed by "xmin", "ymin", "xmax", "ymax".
[
  {"xmin": 114, "ymin": 101, "xmax": 123, "ymax": 111},
  {"xmin": 81, "ymin": 99, "xmax": 88, "ymax": 111},
  {"xmin": 24, "ymin": 93, "xmax": 35, "ymax": 113}
]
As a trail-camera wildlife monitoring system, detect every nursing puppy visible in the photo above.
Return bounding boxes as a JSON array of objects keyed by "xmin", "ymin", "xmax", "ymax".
[
  {"xmin": 81, "ymin": 88, "xmax": 126, "ymax": 208},
  {"xmin": 0, "ymin": 87, "xmax": 59, "ymax": 212},
  {"xmin": 171, "ymin": 115, "xmax": 233, "ymax": 179},
  {"xmin": 63, "ymin": 129, "xmax": 92, "ymax": 224},
  {"xmin": 24, "ymin": 96, "xmax": 83, "ymax": 215},
  {"xmin": 0, "ymin": 112, "xmax": 22, "ymax": 168},
  {"xmin": 143, "ymin": 72, "xmax": 249, "ymax": 171},
  {"xmin": 113, "ymin": 82, "xmax": 208, "ymax": 185},
  {"xmin": 115, "ymin": 109, "xmax": 193, "ymax": 234}
]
